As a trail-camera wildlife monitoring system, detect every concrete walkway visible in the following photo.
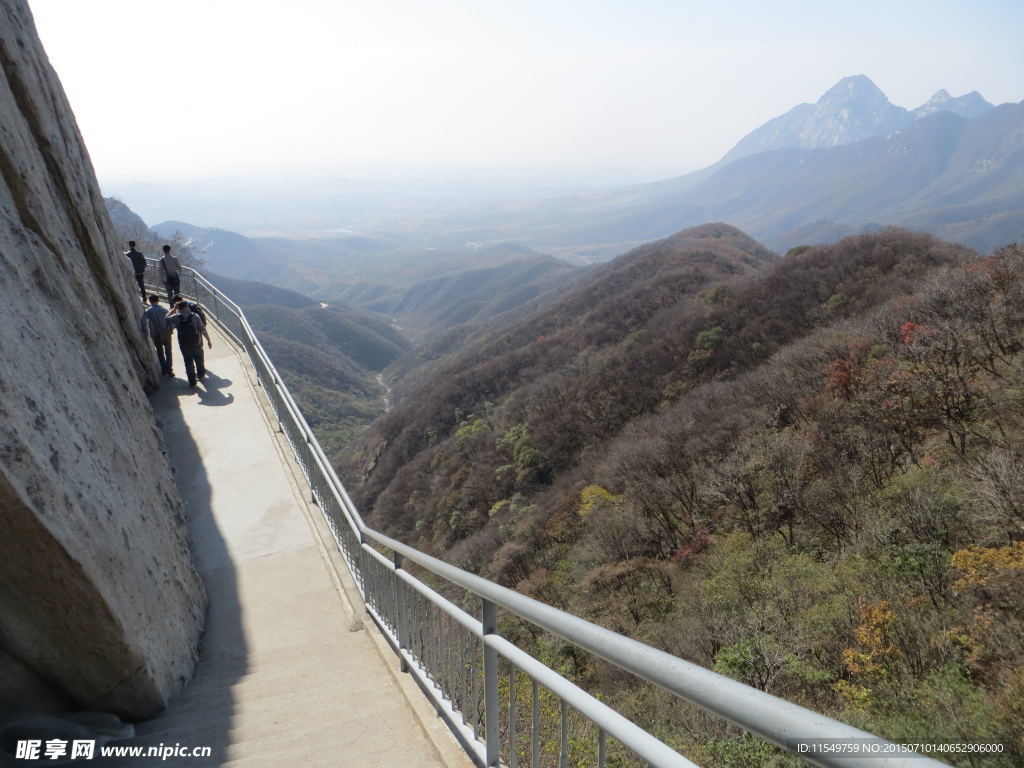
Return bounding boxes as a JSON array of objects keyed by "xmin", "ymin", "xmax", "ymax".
[{"xmin": 100, "ymin": 327, "xmax": 468, "ymax": 767}]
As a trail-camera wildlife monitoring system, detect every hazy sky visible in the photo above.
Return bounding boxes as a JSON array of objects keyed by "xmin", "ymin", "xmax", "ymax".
[{"xmin": 28, "ymin": 0, "xmax": 1024, "ymax": 189}]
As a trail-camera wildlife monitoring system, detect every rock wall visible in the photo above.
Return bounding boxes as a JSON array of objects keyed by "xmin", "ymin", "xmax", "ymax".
[{"xmin": 0, "ymin": 0, "xmax": 205, "ymax": 719}]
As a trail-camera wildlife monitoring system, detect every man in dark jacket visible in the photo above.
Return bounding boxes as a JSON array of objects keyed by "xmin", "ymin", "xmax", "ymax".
[
  {"xmin": 167, "ymin": 300, "xmax": 212, "ymax": 387},
  {"xmin": 125, "ymin": 240, "xmax": 147, "ymax": 301}
]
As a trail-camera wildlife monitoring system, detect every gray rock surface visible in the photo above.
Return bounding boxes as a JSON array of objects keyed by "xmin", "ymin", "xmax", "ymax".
[
  {"xmin": 104, "ymin": 198, "xmax": 151, "ymax": 243},
  {"xmin": 0, "ymin": 0, "xmax": 205, "ymax": 720}
]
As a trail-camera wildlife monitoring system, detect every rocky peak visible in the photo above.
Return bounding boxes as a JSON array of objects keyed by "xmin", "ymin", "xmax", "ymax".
[
  {"xmin": 721, "ymin": 74, "xmax": 911, "ymax": 165},
  {"xmin": 817, "ymin": 74, "xmax": 890, "ymax": 108},
  {"xmin": 104, "ymin": 197, "xmax": 150, "ymax": 242},
  {"xmin": 912, "ymin": 89, "xmax": 993, "ymax": 119},
  {"xmin": 719, "ymin": 75, "xmax": 998, "ymax": 167}
]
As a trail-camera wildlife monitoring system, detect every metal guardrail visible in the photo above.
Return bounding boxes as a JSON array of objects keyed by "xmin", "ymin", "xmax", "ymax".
[{"xmin": 135, "ymin": 257, "xmax": 949, "ymax": 768}]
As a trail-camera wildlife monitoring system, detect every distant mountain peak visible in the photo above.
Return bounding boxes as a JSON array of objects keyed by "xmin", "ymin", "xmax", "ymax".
[
  {"xmin": 814, "ymin": 75, "xmax": 895, "ymax": 116},
  {"xmin": 721, "ymin": 75, "xmax": 908, "ymax": 164},
  {"xmin": 820, "ymin": 74, "xmax": 886, "ymax": 100},
  {"xmin": 912, "ymin": 88, "xmax": 993, "ymax": 119},
  {"xmin": 720, "ymin": 76, "xmax": 996, "ymax": 166}
]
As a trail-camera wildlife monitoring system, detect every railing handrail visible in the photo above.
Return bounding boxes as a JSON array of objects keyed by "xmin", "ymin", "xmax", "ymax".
[{"xmin": 136, "ymin": 255, "xmax": 949, "ymax": 768}]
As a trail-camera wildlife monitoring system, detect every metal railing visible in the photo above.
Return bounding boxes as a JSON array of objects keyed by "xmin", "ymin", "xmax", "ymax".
[{"xmin": 136, "ymin": 258, "xmax": 948, "ymax": 768}]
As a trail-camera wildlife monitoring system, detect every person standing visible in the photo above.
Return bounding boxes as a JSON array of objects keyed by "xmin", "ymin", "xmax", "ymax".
[
  {"xmin": 167, "ymin": 300, "xmax": 212, "ymax": 387},
  {"xmin": 140, "ymin": 294, "xmax": 173, "ymax": 377},
  {"xmin": 125, "ymin": 240, "xmax": 147, "ymax": 301},
  {"xmin": 159, "ymin": 244, "xmax": 181, "ymax": 305}
]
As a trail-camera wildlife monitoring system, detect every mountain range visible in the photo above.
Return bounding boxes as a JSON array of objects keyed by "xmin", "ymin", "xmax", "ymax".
[
  {"xmin": 720, "ymin": 75, "xmax": 993, "ymax": 164},
  {"xmin": 400, "ymin": 77, "xmax": 1020, "ymax": 256},
  {"xmin": 110, "ymin": 75, "xmax": 1020, "ymax": 263},
  {"xmin": 117, "ymin": 75, "xmax": 1021, "ymax": 270},
  {"xmin": 148, "ymin": 220, "xmax": 583, "ymax": 336},
  {"xmin": 675, "ymin": 102, "xmax": 1024, "ymax": 252}
]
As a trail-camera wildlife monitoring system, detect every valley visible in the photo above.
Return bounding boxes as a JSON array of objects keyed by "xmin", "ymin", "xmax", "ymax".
[{"xmin": 345, "ymin": 226, "xmax": 1024, "ymax": 763}]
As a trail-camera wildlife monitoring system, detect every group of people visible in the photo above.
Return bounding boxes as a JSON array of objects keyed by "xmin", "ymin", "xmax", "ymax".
[
  {"xmin": 125, "ymin": 240, "xmax": 181, "ymax": 304},
  {"xmin": 128, "ymin": 241, "xmax": 213, "ymax": 388}
]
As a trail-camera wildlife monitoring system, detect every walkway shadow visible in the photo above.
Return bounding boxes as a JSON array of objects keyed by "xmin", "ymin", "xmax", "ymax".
[{"xmin": 97, "ymin": 377, "xmax": 245, "ymax": 767}]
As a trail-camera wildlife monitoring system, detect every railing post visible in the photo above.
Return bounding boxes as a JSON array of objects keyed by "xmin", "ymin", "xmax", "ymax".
[
  {"xmin": 359, "ymin": 544, "xmax": 370, "ymax": 607},
  {"xmin": 482, "ymin": 599, "xmax": 500, "ymax": 767},
  {"xmin": 305, "ymin": 435, "xmax": 316, "ymax": 503},
  {"xmin": 508, "ymin": 669, "xmax": 517, "ymax": 768},
  {"xmin": 394, "ymin": 552, "xmax": 410, "ymax": 673}
]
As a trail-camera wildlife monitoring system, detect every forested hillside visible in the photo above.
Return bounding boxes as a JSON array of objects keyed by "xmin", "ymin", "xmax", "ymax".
[
  {"xmin": 202, "ymin": 271, "xmax": 320, "ymax": 309},
  {"xmin": 213, "ymin": 277, "xmax": 411, "ymax": 456},
  {"xmin": 326, "ymin": 252, "xmax": 580, "ymax": 337},
  {"xmin": 151, "ymin": 218, "xmax": 577, "ymax": 320},
  {"xmin": 344, "ymin": 227, "xmax": 1024, "ymax": 765},
  {"xmin": 351, "ymin": 223, "xmax": 776, "ymax": 500}
]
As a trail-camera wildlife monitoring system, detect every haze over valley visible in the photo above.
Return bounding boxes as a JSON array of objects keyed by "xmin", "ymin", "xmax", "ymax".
[{"xmin": 111, "ymin": 75, "xmax": 1024, "ymax": 263}]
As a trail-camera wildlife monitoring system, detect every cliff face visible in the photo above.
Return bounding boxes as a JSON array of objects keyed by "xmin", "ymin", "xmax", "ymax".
[{"xmin": 0, "ymin": 0, "xmax": 205, "ymax": 720}]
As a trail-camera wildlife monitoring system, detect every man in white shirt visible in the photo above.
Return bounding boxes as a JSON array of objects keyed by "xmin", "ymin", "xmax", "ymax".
[{"xmin": 158, "ymin": 244, "xmax": 181, "ymax": 305}]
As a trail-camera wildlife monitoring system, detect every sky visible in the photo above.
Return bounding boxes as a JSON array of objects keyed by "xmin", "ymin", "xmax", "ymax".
[{"xmin": 28, "ymin": 0, "xmax": 1024, "ymax": 190}]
